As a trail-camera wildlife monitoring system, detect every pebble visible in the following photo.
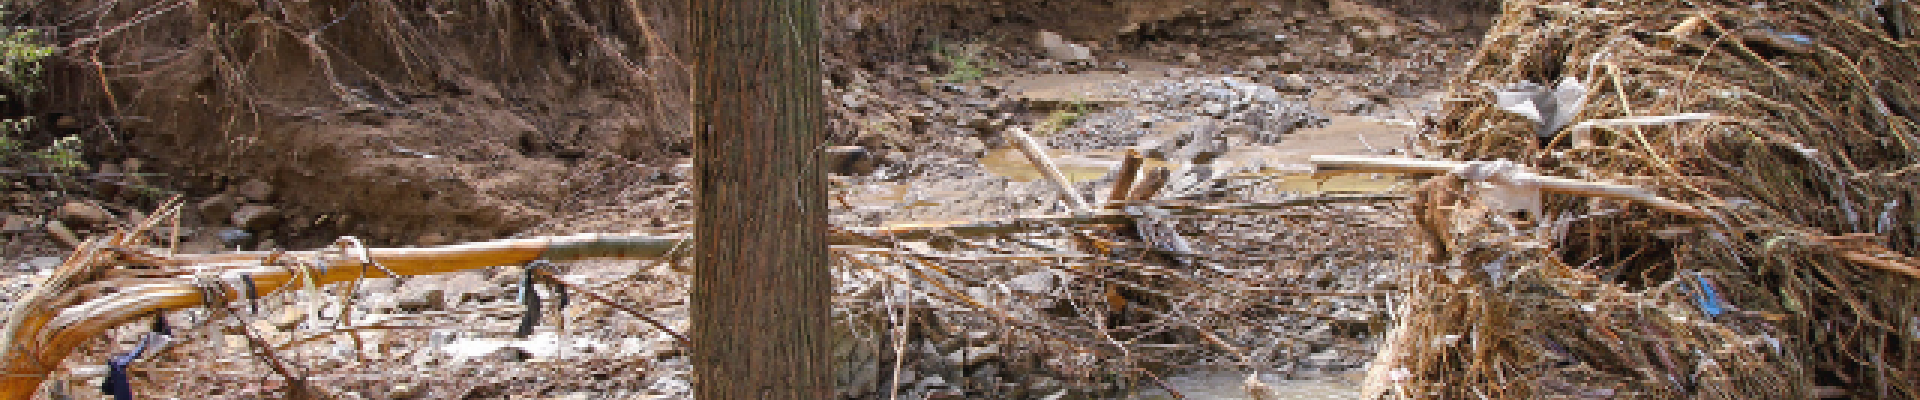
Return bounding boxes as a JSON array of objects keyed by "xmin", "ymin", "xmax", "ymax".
[
  {"xmin": 230, "ymin": 204, "xmax": 279, "ymax": 228},
  {"xmin": 28, "ymin": 256, "xmax": 63, "ymax": 269}
]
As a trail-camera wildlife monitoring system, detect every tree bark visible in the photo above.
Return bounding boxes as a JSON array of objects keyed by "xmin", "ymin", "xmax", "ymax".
[{"xmin": 688, "ymin": 0, "xmax": 831, "ymax": 398}]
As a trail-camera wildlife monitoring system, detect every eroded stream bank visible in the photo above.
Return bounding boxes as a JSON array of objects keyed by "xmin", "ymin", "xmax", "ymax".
[{"xmin": 4, "ymin": 0, "xmax": 1499, "ymax": 398}]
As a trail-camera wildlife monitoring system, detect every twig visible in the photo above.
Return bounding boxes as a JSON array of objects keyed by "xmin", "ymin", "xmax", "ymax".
[
  {"xmin": 198, "ymin": 278, "xmax": 320, "ymax": 399},
  {"xmin": 529, "ymin": 269, "xmax": 691, "ymax": 348}
]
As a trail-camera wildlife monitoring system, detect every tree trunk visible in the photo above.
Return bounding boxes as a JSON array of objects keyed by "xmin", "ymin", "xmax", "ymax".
[{"xmin": 687, "ymin": 0, "xmax": 831, "ymax": 398}]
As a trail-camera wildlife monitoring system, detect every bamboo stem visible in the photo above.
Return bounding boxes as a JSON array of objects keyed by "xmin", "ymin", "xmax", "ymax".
[
  {"xmin": 1, "ymin": 234, "xmax": 675, "ymax": 400},
  {"xmin": 1105, "ymin": 150, "xmax": 1145, "ymax": 208},
  {"xmin": 1007, "ymin": 127, "xmax": 1090, "ymax": 211}
]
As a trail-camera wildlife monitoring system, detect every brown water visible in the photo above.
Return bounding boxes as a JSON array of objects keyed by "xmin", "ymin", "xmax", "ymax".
[
  {"xmin": 977, "ymin": 115, "xmax": 1419, "ymax": 193},
  {"xmin": 1125, "ymin": 372, "xmax": 1363, "ymax": 400},
  {"xmin": 977, "ymin": 147, "xmax": 1127, "ymax": 183}
]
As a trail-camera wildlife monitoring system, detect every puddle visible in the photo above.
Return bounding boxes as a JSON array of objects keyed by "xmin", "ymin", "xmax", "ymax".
[
  {"xmin": 1126, "ymin": 372, "xmax": 1363, "ymax": 400},
  {"xmin": 975, "ymin": 146, "xmax": 1411, "ymax": 192},
  {"xmin": 1217, "ymin": 115, "xmax": 1412, "ymax": 168},
  {"xmin": 1236, "ymin": 172, "xmax": 1414, "ymax": 193},
  {"xmin": 1213, "ymin": 115, "xmax": 1420, "ymax": 192},
  {"xmin": 975, "ymin": 115, "xmax": 1419, "ymax": 192},
  {"xmin": 977, "ymin": 147, "xmax": 1126, "ymax": 183}
]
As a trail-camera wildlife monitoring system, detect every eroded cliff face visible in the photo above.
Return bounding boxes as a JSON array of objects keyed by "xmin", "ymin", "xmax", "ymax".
[
  {"xmin": 10, "ymin": 0, "xmax": 1493, "ymax": 248},
  {"xmin": 16, "ymin": 0, "xmax": 692, "ymax": 246}
]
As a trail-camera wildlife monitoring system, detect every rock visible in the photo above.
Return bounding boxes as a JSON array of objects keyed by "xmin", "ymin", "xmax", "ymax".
[
  {"xmin": 230, "ymin": 204, "xmax": 280, "ymax": 229},
  {"xmin": 1008, "ymin": 270, "xmax": 1058, "ymax": 294},
  {"xmin": 1245, "ymin": 56, "xmax": 1274, "ymax": 70},
  {"xmin": 55, "ymin": 201, "xmax": 114, "ymax": 230},
  {"xmin": 949, "ymin": 344, "xmax": 999, "ymax": 366},
  {"xmin": 1328, "ymin": 0, "xmax": 1409, "ymax": 30},
  {"xmin": 234, "ymin": 179, "xmax": 274, "ymax": 201},
  {"xmin": 397, "ymin": 289, "xmax": 446, "ymax": 312},
  {"xmin": 484, "ymin": 346, "xmax": 533, "ymax": 363},
  {"xmin": 43, "ymin": 220, "xmax": 82, "ymax": 247},
  {"xmin": 28, "ymin": 257, "xmax": 63, "ymax": 269},
  {"xmin": 950, "ymin": 135, "xmax": 987, "ymax": 156},
  {"xmin": 826, "ymin": 146, "xmax": 878, "ymax": 176},
  {"xmin": 969, "ymin": 363, "xmax": 999, "ymax": 382},
  {"xmin": 416, "ymin": 233, "xmax": 449, "ymax": 246},
  {"xmin": 198, "ymin": 195, "xmax": 238, "ymax": 224},
  {"xmin": 217, "ymin": 229, "xmax": 253, "ymax": 249},
  {"xmin": 1271, "ymin": 74, "xmax": 1313, "ymax": 94},
  {"xmin": 269, "ymin": 308, "xmax": 307, "ymax": 331},
  {"xmin": 0, "ymin": 214, "xmax": 35, "ymax": 233},
  {"xmin": 1203, "ymin": 102, "xmax": 1231, "ymax": 116},
  {"xmin": 1037, "ymin": 31, "xmax": 1092, "ymax": 61},
  {"xmin": 1245, "ymin": 374, "xmax": 1278, "ymax": 400},
  {"xmin": 389, "ymin": 384, "xmax": 424, "ymax": 400}
]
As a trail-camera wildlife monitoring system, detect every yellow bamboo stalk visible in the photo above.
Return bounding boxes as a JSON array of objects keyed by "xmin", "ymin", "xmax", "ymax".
[{"xmin": 0, "ymin": 234, "xmax": 679, "ymax": 400}]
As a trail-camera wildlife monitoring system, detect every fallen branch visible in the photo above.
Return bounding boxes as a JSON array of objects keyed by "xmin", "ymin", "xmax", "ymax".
[{"xmin": 531, "ymin": 269, "xmax": 692, "ymax": 347}]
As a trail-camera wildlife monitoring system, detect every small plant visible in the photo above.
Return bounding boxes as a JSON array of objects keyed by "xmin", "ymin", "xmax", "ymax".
[
  {"xmin": 1037, "ymin": 101, "xmax": 1089, "ymax": 134},
  {"xmin": 0, "ymin": 11, "xmax": 85, "ymax": 179},
  {"xmin": 32, "ymin": 134, "xmax": 84, "ymax": 171},
  {"xmin": 935, "ymin": 40, "xmax": 999, "ymax": 83},
  {"xmin": 0, "ymin": 22, "xmax": 50, "ymax": 96}
]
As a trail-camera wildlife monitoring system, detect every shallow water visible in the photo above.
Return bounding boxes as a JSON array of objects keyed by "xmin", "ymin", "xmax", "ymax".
[
  {"xmin": 1126, "ymin": 372, "xmax": 1362, "ymax": 400},
  {"xmin": 977, "ymin": 115, "xmax": 1418, "ymax": 193}
]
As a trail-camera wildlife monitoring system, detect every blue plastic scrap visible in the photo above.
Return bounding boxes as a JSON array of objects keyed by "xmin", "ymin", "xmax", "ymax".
[
  {"xmin": 1690, "ymin": 274, "xmax": 1727, "ymax": 317},
  {"xmin": 102, "ymin": 316, "xmax": 171, "ymax": 400}
]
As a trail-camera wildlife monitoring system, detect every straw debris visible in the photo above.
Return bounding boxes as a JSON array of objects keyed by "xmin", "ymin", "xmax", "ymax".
[{"xmin": 1367, "ymin": 0, "xmax": 1920, "ymax": 398}]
